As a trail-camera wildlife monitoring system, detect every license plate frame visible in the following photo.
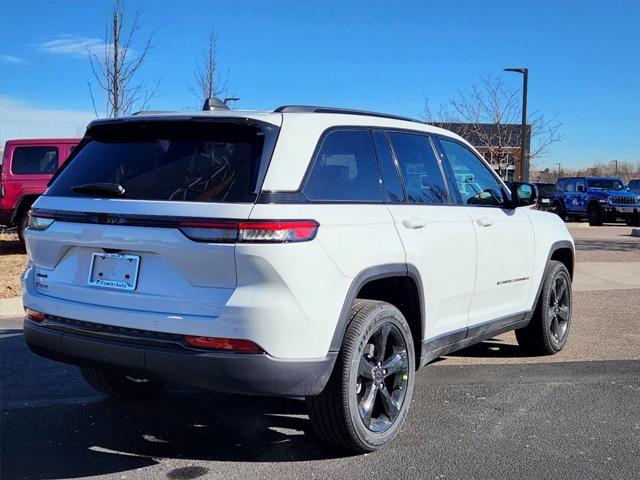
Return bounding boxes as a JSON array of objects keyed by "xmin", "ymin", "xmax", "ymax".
[{"xmin": 88, "ymin": 252, "xmax": 141, "ymax": 291}]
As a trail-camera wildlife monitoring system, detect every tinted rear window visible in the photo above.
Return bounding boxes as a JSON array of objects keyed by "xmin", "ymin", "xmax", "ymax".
[
  {"xmin": 12, "ymin": 146, "xmax": 59, "ymax": 174},
  {"xmin": 536, "ymin": 184, "xmax": 555, "ymax": 196},
  {"xmin": 303, "ymin": 129, "xmax": 382, "ymax": 202},
  {"xmin": 47, "ymin": 121, "xmax": 275, "ymax": 203},
  {"xmin": 388, "ymin": 132, "xmax": 448, "ymax": 204}
]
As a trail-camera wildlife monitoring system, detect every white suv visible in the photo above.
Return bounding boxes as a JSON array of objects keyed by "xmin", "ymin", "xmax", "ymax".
[{"xmin": 22, "ymin": 103, "xmax": 574, "ymax": 452}]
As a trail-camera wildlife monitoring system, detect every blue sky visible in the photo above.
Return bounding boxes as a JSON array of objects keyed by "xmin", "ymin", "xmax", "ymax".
[{"xmin": 1, "ymin": 0, "xmax": 638, "ymax": 169}]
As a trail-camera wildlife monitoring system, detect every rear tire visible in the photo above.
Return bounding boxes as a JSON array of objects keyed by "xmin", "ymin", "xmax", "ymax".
[
  {"xmin": 16, "ymin": 212, "xmax": 29, "ymax": 251},
  {"xmin": 80, "ymin": 367, "xmax": 164, "ymax": 400},
  {"xmin": 588, "ymin": 204, "xmax": 603, "ymax": 226},
  {"xmin": 554, "ymin": 202, "xmax": 566, "ymax": 221},
  {"xmin": 307, "ymin": 299, "xmax": 415, "ymax": 452},
  {"xmin": 516, "ymin": 261, "xmax": 572, "ymax": 355}
]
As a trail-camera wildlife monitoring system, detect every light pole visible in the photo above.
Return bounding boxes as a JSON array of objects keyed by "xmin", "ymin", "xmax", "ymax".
[{"xmin": 504, "ymin": 67, "xmax": 529, "ymax": 182}]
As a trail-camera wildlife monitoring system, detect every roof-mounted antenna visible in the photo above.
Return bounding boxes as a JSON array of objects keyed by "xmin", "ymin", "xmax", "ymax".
[
  {"xmin": 224, "ymin": 97, "xmax": 240, "ymax": 108},
  {"xmin": 202, "ymin": 97, "xmax": 230, "ymax": 111}
]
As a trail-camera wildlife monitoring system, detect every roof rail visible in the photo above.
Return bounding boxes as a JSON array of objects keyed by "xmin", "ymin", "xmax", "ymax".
[
  {"xmin": 132, "ymin": 111, "xmax": 176, "ymax": 116},
  {"xmin": 273, "ymin": 105, "xmax": 422, "ymax": 124}
]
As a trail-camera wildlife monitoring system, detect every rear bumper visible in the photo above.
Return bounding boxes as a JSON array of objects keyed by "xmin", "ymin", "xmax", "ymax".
[{"xmin": 24, "ymin": 319, "xmax": 337, "ymax": 397}]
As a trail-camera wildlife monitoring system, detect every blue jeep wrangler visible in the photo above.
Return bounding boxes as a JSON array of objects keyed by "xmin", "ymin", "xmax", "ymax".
[{"xmin": 553, "ymin": 177, "xmax": 640, "ymax": 226}]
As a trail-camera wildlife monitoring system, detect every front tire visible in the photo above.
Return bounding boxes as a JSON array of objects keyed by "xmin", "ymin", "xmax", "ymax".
[
  {"xmin": 307, "ymin": 299, "xmax": 415, "ymax": 452},
  {"xmin": 588, "ymin": 204, "xmax": 604, "ymax": 226},
  {"xmin": 516, "ymin": 261, "xmax": 572, "ymax": 355},
  {"xmin": 80, "ymin": 367, "xmax": 164, "ymax": 400},
  {"xmin": 625, "ymin": 213, "xmax": 640, "ymax": 227}
]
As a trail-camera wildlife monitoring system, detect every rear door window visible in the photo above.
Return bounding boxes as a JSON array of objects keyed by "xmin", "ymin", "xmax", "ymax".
[
  {"xmin": 47, "ymin": 121, "xmax": 276, "ymax": 203},
  {"xmin": 387, "ymin": 132, "xmax": 448, "ymax": 204},
  {"xmin": 304, "ymin": 129, "xmax": 382, "ymax": 202},
  {"xmin": 12, "ymin": 146, "xmax": 59, "ymax": 174}
]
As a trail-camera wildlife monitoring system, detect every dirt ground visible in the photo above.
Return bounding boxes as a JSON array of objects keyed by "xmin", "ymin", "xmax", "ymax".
[{"xmin": 0, "ymin": 233, "xmax": 27, "ymax": 299}]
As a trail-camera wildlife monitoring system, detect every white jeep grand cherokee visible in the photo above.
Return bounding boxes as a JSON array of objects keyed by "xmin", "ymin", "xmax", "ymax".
[{"xmin": 22, "ymin": 102, "xmax": 574, "ymax": 452}]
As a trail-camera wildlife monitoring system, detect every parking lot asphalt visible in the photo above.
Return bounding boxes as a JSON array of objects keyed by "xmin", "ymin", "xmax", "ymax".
[{"xmin": 1, "ymin": 224, "xmax": 638, "ymax": 480}]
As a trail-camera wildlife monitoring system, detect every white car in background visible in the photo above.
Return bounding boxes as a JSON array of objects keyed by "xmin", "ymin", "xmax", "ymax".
[{"xmin": 23, "ymin": 101, "xmax": 574, "ymax": 452}]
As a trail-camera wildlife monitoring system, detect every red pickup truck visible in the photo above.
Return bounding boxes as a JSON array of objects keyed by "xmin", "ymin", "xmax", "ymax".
[{"xmin": 1, "ymin": 138, "xmax": 80, "ymax": 246}]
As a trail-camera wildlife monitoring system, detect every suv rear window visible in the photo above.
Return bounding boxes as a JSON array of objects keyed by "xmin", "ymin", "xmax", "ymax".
[
  {"xmin": 47, "ymin": 121, "xmax": 276, "ymax": 203},
  {"xmin": 12, "ymin": 146, "xmax": 59, "ymax": 174}
]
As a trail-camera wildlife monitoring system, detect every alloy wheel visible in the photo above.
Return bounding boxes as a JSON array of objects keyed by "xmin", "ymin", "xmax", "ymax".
[
  {"xmin": 355, "ymin": 322, "xmax": 410, "ymax": 433},
  {"xmin": 548, "ymin": 273, "xmax": 571, "ymax": 345}
]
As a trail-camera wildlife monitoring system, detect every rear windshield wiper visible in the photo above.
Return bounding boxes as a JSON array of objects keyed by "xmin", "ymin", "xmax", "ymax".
[{"xmin": 71, "ymin": 182, "xmax": 126, "ymax": 198}]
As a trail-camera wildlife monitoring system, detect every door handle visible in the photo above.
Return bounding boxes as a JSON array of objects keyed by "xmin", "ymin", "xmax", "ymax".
[
  {"xmin": 476, "ymin": 217, "xmax": 494, "ymax": 227},
  {"xmin": 402, "ymin": 217, "xmax": 427, "ymax": 229}
]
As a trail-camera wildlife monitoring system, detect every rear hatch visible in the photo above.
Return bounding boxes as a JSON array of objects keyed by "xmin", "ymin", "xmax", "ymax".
[{"xmin": 27, "ymin": 116, "xmax": 280, "ymax": 317}]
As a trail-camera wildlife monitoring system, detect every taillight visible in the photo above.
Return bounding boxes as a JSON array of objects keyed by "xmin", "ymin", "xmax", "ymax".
[
  {"xmin": 28, "ymin": 211, "xmax": 55, "ymax": 231},
  {"xmin": 25, "ymin": 308, "xmax": 45, "ymax": 322},
  {"xmin": 178, "ymin": 219, "xmax": 319, "ymax": 243},
  {"xmin": 184, "ymin": 335, "xmax": 263, "ymax": 352}
]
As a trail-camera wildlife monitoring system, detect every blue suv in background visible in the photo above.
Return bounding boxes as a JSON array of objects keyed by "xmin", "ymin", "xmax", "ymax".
[{"xmin": 553, "ymin": 177, "xmax": 640, "ymax": 226}]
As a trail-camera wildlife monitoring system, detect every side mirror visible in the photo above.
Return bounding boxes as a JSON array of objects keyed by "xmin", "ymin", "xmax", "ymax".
[{"xmin": 506, "ymin": 182, "xmax": 537, "ymax": 208}]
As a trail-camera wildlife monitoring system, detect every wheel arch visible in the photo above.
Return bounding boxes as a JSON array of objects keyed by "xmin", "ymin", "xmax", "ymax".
[
  {"xmin": 329, "ymin": 264, "xmax": 424, "ymax": 365},
  {"xmin": 12, "ymin": 194, "xmax": 40, "ymax": 225},
  {"xmin": 530, "ymin": 240, "xmax": 575, "ymax": 313}
]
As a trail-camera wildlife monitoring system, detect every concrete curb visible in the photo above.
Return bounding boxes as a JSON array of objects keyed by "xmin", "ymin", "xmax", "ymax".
[
  {"xmin": 0, "ymin": 296, "xmax": 23, "ymax": 318},
  {"xmin": 631, "ymin": 229, "xmax": 640, "ymax": 238}
]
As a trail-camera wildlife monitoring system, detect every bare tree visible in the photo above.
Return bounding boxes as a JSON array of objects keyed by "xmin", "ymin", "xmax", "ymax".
[
  {"xmin": 192, "ymin": 29, "xmax": 228, "ymax": 105},
  {"xmin": 532, "ymin": 160, "xmax": 640, "ymax": 183},
  {"xmin": 88, "ymin": 0, "xmax": 156, "ymax": 117},
  {"xmin": 424, "ymin": 76, "xmax": 562, "ymax": 176}
]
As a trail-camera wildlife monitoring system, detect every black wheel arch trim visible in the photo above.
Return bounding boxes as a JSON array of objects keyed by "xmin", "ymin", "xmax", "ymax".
[
  {"xmin": 328, "ymin": 263, "xmax": 425, "ymax": 355},
  {"xmin": 531, "ymin": 240, "xmax": 574, "ymax": 310}
]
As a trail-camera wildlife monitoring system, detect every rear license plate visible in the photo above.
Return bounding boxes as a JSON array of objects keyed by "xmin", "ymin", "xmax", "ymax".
[
  {"xmin": 88, "ymin": 253, "xmax": 140, "ymax": 291},
  {"xmin": 541, "ymin": 198, "xmax": 550, "ymax": 204}
]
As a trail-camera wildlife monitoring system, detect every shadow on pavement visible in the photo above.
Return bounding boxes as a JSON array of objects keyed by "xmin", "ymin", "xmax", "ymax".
[
  {"xmin": 0, "ymin": 333, "xmax": 349, "ymax": 480},
  {"xmin": 2, "ymin": 391, "xmax": 351, "ymax": 480},
  {"xmin": 446, "ymin": 338, "xmax": 527, "ymax": 359}
]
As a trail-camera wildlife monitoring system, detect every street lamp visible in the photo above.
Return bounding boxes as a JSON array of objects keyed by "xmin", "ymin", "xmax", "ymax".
[{"xmin": 504, "ymin": 67, "xmax": 529, "ymax": 182}]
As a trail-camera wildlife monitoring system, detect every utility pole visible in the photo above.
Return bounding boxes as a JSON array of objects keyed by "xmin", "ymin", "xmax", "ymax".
[
  {"xmin": 612, "ymin": 160, "xmax": 618, "ymax": 175},
  {"xmin": 556, "ymin": 162, "xmax": 561, "ymax": 177},
  {"xmin": 504, "ymin": 67, "xmax": 529, "ymax": 182}
]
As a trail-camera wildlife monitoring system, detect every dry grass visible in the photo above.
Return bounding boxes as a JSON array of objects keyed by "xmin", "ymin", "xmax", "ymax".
[{"xmin": 0, "ymin": 232, "xmax": 27, "ymax": 299}]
